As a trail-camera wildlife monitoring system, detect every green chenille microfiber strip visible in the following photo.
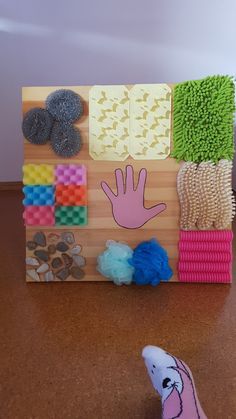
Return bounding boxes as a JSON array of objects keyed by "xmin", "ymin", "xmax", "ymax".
[{"xmin": 172, "ymin": 75, "xmax": 235, "ymax": 163}]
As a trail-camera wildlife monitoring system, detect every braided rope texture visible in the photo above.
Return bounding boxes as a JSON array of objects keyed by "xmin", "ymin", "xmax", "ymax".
[{"xmin": 177, "ymin": 160, "xmax": 235, "ymax": 230}]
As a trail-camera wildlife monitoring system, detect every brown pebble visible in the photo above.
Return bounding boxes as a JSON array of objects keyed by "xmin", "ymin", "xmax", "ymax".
[
  {"xmin": 33, "ymin": 232, "xmax": 46, "ymax": 247},
  {"xmin": 34, "ymin": 250, "xmax": 49, "ymax": 262},
  {"xmin": 56, "ymin": 241, "xmax": 69, "ymax": 252},
  {"xmin": 70, "ymin": 266, "xmax": 84, "ymax": 280},
  {"xmin": 26, "ymin": 241, "xmax": 37, "ymax": 251},
  {"xmin": 61, "ymin": 232, "xmax": 75, "ymax": 245},
  {"xmin": 69, "ymin": 245, "xmax": 82, "ymax": 255},
  {"xmin": 73, "ymin": 255, "xmax": 86, "ymax": 267},
  {"xmin": 48, "ymin": 233, "xmax": 60, "ymax": 243},
  {"xmin": 44, "ymin": 271, "xmax": 54, "ymax": 282},
  {"xmin": 37, "ymin": 263, "xmax": 49, "ymax": 273},
  {"xmin": 48, "ymin": 244, "xmax": 56, "ymax": 254},
  {"xmin": 56, "ymin": 267, "xmax": 70, "ymax": 281},
  {"xmin": 25, "ymin": 257, "xmax": 39, "ymax": 267},
  {"xmin": 51, "ymin": 257, "xmax": 63, "ymax": 269},
  {"xmin": 62, "ymin": 253, "xmax": 73, "ymax": 268},
  {"xmin": 27, "ymin": 269, "xmax": 40, "ymax": 281}
]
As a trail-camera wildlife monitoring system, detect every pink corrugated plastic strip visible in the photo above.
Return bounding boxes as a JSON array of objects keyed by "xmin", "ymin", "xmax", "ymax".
[
  {"xmin": 179, "ymin": 251, "xmax": 231, "ymax": 262},
  {"xmin": 179, "ymin": 272, "xmax": 231, "ymax": 283},
  {"xmin": 178, "ymin": 230, "xmax": 233, "ymax": 283},
  {"xmin": 179, "ymin": 241, "xmax": 232, "ymax": 252},
  {"xmin": 180, "ymin": 230, "xmax": 233, "ymax": 242},
  {"xmin": 179, "ymin": 261, "xmax": 230, "ymax": 273}
]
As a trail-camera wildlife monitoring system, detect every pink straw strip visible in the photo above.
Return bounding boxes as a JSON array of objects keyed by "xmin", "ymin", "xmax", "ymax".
[
  {"xmin": 179, "ymin": 262, "xmax": 230, "ymax": 273},
  {"xmin": 179, "ymin": 241, "xmax": 232, "ymax": 252},
  {"xmin": 179, "ymin": 251, "xmax": 232, "ymax": 263},
  {"xmin": 180, "ymin": 230, "xmax": 233, "ymax": 242},
  {"xmin": 179, "ymin": 272, "xmax": 231, "ymax": 283}
]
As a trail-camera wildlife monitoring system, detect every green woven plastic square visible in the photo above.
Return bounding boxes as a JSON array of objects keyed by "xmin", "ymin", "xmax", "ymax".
[
  {"xmin": 55, "ymin": 206, "xmax": 87, "ymax": 226},
  {"xmin": 172, "ymin": 75, "xmax": 235, "ymax": 163}
]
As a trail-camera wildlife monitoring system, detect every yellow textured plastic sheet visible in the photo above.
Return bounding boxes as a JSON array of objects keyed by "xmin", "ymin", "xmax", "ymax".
[
  {"xmin": 89, "ymin": 85, "xmax": 130, "ymax": 161},
  {"xmin": 129, "ymin": 84, "xmax": 171, "ymax": 160}
]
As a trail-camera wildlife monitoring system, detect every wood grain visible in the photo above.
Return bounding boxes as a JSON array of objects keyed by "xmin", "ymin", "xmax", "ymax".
[{"xmin": 23, "ymin": 85, "xmax": 180, "ymax": 282}]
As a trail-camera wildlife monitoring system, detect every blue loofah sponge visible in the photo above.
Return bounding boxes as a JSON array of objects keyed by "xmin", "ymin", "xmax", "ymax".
[
  {"xmin": 129, "ymin": 238, "xmax": 173, "ymax": 286},
  {"xmin": 97, "ymin": 240, "xmax": 134, "ymax": 285}
]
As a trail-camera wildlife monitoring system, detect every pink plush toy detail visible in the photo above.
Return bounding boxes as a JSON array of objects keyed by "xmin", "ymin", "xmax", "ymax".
[{"xmin": 142, "ymin": 346, "xmax": 207, "ymax": 419}]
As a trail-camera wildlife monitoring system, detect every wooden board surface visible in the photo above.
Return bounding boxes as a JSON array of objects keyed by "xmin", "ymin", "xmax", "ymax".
[{"xmin": 23, "ymin": 85, "xmax": 180, "ymax": 282}]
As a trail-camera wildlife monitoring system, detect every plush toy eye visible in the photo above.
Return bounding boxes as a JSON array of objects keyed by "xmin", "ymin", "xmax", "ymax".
[
  {"xmin": 153, "ymin": 365, "xmax": 156, "ymax": 368},
  {"xmin": 162, "ymin": 378, "xmax": 171, "ymax": 388}
]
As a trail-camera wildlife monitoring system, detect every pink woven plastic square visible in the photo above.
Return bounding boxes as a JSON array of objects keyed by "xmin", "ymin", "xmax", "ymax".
[
  {"xmin": 178, "ymin": 230, "xmax": 233, "ymax": 283},
  {"xmin": 23, "ymin": 206, "xmax": 55, "ymax": 226},
  {"xmin": 55, "ymin": 164, "xmax": 87, "ymax": 185}
]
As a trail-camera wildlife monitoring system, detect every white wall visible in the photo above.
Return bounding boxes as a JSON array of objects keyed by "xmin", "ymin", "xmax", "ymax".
[{"xmin": 0, "ymin": 0, "xmax": 235, "ymax": 185}]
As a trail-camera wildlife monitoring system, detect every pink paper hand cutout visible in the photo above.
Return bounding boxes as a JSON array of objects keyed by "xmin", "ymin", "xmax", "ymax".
[{"xmin": 101, "ymin": 165, "xmax": 166, "ymax": 229}]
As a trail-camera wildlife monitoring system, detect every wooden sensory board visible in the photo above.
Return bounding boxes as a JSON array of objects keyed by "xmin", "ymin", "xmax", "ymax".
[{"xmin": 23, "ymin": 85, "xmax": 180, "ymax": 282}]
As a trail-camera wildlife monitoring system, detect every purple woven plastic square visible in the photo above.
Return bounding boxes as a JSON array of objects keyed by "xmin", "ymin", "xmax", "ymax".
[{"xmin": 55, "ymin": 164, "xmax": 87, "ymax": 185}]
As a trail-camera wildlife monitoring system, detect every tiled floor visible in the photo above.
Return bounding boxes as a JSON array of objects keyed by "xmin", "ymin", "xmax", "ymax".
[{"xmin": 1, "ymin": 190, "xmax": 235, "ymax": 419}]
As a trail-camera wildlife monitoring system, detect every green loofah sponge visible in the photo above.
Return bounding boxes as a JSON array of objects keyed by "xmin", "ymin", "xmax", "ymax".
[{"xmin": 172, "ymin": 75, "xmax": 235, "ymax": 163}]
